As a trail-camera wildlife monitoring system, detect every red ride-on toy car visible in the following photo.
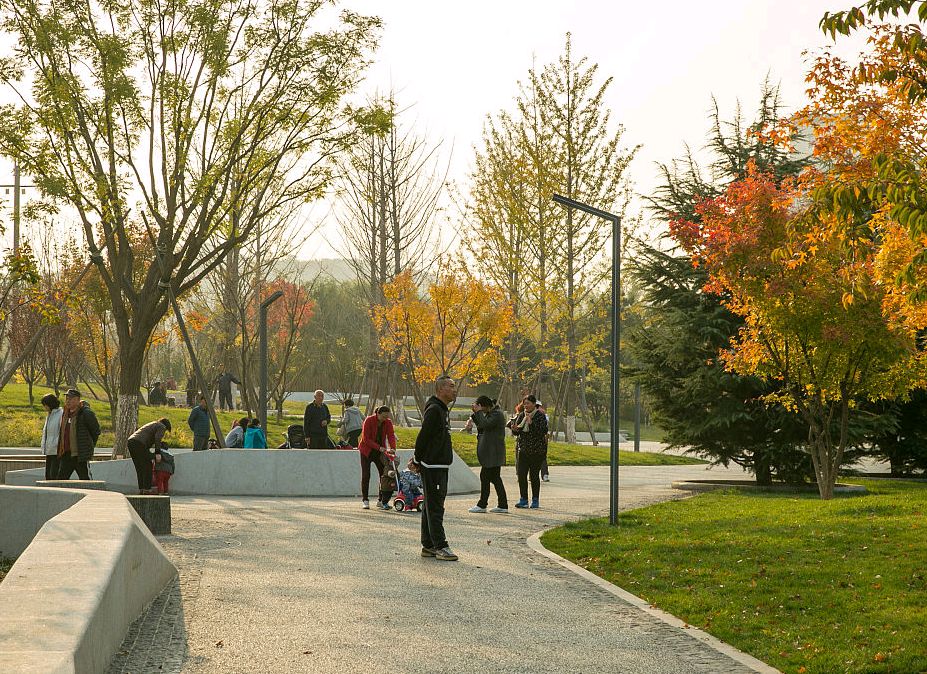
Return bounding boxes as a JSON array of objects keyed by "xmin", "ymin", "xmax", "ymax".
[
  {"xmin": 392, "ymin": 467, "xmax": 425, "ymax": 512},
  {"xmin": 393, "ymin": 489, "xmax": 424, "ymax": 512}
]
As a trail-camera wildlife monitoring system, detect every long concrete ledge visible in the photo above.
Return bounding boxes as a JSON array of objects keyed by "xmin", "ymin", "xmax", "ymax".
[
  {"xmin": 0, "ymin": 486, "xmax": 177, "ymax": 673},
  {"xmin": 6, "ymin": 449, "xmax": 481, "ymax": 496}
]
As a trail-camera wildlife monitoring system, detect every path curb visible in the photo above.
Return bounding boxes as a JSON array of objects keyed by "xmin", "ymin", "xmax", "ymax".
[{"xmin": 526, "ymin": 530, "xmax": 782, "ymax": 674}]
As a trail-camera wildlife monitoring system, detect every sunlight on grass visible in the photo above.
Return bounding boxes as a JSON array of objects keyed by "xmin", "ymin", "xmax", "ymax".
[{"xmin": 542, "ymin": 480, "xmax": 927, "ymax": 674}]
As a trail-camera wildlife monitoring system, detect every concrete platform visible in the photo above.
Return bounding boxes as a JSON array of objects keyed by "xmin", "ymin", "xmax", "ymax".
[
  {"xmin": 0, "ymin": 485, "xmax": 177, "ymax": 673},
  {"xmin": 6, "ymin": 449, "xmax": 481, "ymax": 497}
]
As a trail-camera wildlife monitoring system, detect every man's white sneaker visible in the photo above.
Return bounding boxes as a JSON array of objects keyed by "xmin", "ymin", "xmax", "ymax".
[
  {"xmin": 489, "ymin": 507, "xmax": 509, "ymax": 513},
  {"xmin": 468, "ymin": 505, "xmax": 487, "ymax": 513},
  {"xmin": 362, "ymin": 500, "xmax": 370, "ymax": 509}
]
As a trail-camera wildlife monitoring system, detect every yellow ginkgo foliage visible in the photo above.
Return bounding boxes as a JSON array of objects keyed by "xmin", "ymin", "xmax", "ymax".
[{"xmin": 375, "ymin": 266, "xmax": 512, "ymax": 400}]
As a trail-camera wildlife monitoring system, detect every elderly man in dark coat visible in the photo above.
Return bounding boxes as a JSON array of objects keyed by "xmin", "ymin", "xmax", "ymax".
[{"xmin": 56, "ymin": 389, "xmax": 101, "ymax": 480}]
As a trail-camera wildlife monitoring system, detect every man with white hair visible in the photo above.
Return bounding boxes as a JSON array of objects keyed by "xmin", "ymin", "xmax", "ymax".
[{"xmin": 303, "ymin": 389, "xmax": 332, "ymax": 449}]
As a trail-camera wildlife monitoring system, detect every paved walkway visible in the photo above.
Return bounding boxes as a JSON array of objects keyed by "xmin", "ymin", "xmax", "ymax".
[{"xmin": 109, "ymin": 464, "xmax": 769, "ymax": 673}]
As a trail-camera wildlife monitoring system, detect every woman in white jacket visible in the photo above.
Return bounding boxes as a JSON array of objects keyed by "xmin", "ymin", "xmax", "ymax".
[{"xmin": 40, "ymin": 393, "xmax": 63, "ymax": 479}]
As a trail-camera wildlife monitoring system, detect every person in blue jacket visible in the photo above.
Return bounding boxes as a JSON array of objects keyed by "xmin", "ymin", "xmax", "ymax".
[
  {"xmin": 188, "ymin": 395, "xmax": 211, "ymax": 451},
  {"xmin": 244, "ymin": 418, "xmax": 267, "ymax": 448}
]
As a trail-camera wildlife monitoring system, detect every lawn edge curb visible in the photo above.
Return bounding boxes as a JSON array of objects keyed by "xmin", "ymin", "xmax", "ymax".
[{"xmin": 525, "ymin": 530, "xmax": 782, "ymax": 674}]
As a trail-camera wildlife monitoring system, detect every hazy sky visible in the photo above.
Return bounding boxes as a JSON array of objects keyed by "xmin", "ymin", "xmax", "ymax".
[
  {"xmin": 301, "ymin": 0, "xmax": 861, "ymax": 258},
  {"xmin": 0, "ymin": 0, "xmax": 866, "ymax": 258}
]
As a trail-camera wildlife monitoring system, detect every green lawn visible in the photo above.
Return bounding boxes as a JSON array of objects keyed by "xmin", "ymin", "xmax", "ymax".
[
  {"xmin": 0, "ymin": 382, "xmax": 702, "ymax": 467},
  {"xmin": 541, "ymin": 479, "xmax": 927, "ymax": 674},
  {"xmin": 0, "ymin": 382, "xmax": 296, "ymax": 450},
  {"xmin": 393, "ymin": 426, "xmax": 702, "ymax": 467}
]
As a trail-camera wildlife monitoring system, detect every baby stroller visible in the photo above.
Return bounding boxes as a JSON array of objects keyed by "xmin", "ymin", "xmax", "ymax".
[
  {"xmin": 282, "ymin": 424, "xmax": 306, "ymax": 449},
  {"xmin": 393, "ymin": 468, "xmax": 424, "ymax": 512}
]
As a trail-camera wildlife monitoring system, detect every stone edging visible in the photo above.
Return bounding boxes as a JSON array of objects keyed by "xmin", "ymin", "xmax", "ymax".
[
  {"xmin": 0, "ymin": 486, "xmax": 177, "ymax": 673},
  {"xmin": 525, "ymin": 531, "xmax": 782, "ymax": 674}
]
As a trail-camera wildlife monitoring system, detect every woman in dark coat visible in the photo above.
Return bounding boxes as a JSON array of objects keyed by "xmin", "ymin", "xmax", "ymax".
[
  {"xmin": 467, "ymin": 395, "xmax": 509, "ymax": 513},
  {"xmin": 509, "ymin": 394, "xmax": 548, "ymax": 509}
]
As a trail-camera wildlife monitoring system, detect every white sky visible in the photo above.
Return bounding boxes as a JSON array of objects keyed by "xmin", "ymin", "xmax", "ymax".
[
  {"xmin": 300, "ymin": 0, "xmax": 862, "ymax": 258},
  {"xmin": 0, "ymin": 0, "xmax": 868, "ymax": 259}
]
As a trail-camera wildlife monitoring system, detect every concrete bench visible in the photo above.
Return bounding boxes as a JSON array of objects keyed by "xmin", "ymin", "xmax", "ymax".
[
  {"xmin": 126, "ymin": 495, "xmax": 171, "ymax": 535},
  {"xmin": 0, "ymin": 459, "xmax": 45, "ymax": 483},
  {"xmin": 35, "ymin": 479, "xmax": 107, "ymax": 490}
]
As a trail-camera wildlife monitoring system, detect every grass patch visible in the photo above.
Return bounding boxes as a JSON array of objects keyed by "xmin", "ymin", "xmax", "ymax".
[
  {"xmin": 0, "ymin": 382, "xmax": 702, "ymax": 467},
  {"xmin": 0, "ymin": 557, "xmax": 13, "ymax": 583},
  {"xmin": 392, "ymin": 426, "xmax": 703, "ymax": 468},
  {"xmin": 0, "ymin": 382, "xmax": 297, "ymax": 450},
  {"xmin": 541, "ymin": 479, "xmax": 927, "ymax": 674}
]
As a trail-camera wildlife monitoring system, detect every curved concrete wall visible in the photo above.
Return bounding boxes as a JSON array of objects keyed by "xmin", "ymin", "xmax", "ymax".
[
  {"xmin": 6, "ymin": 449, "xmax": 482, "ymax": 497},
  {"xmin": 0, "ymin": 486, "xmax": 177, "ymax": 673}
]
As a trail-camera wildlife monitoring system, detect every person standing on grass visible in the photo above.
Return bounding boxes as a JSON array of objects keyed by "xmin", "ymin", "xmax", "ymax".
[
  {"xmin": 510, "ymin": 394, "xmax": 548, "ymax": 509},
  {"xmin": 338, "ymin": 399, "xmax": 365, "ymax": 448},
  {"xmin": 40, "ymin": 393, "xmax": 63, "ymax": 480},
  {"xmin": 188, "ymin": 395, "xmax": 211, "ymax": 451},
  {"xmin": 357, "ymin": 405, "xmax": 397, "ymax": 510},
  {"xmin": 409, "ymin": 374, "xmax": 459, "ymax": 562},
  {"xmin": 215, "ymin": 371, "xmax": 241, "ymax": 411},
  {"xmin": 303, "ymin": 389, "xmax": 332, "ymax": 449},
  {"xmin": 126, "ymin": 418, "xmax": 172, "ymax": 494},
  {"xmin": 467, "ymin": 395, "xmax": 509, "ymax": 514},
  {"xmin": 56, "ymin": 389, "xmax": 100, "ymax": 480}
]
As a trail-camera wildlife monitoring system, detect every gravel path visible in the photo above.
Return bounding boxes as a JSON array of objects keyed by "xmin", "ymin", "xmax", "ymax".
[{"xmin": 109, "ymin": 464, "xmax": 766, "ymax": 673}]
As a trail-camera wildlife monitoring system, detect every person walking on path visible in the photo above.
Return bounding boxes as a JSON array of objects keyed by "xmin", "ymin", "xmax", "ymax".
[
  {"xmin": 244, "ymin": 418, "xmax": 267, "ymax": 448},
  {"xmin": 40, "ymin": 393, "xmax": 63, "ymax": 480},
  {"xmin": 357, "ymin": 405, "xmax": 398, "ymax": 510},
  {"xmin": 127, "ymin": 418, "xmax": 172, "ymax": 494},
  {"xmin": 56, "ymin": 389, "xmax": 101, "ymax": 480},
  {"xmin": 303, "ymin": 390, "xmax": 331, "ymax": 449},
  {"xmin": 338, "ymin": 399, "xmax": 365, "ymax": 448},
  {"xmin": 467, "ymin": 395, "xmax": 509, "ymax": 514},
  {"xmin": 225, "ymin": 416, "xmax": 249, "ymax": 448},
  {"xmin": 409, "ymin": 375, "xmax": 458, "ymax": 561},
  {"xmin": 215, "ymin": 371, "xmax": 241, "ymax": 411},
  {"xmin": 188, "ymin": 396, "xmax": 211, "ymax": 451},
  {"xmin": 509, "ymin": 394, "xmax": 548, "ymax": 509}
]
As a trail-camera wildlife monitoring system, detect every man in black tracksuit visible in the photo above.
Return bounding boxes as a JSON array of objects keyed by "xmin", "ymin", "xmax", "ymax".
[{"xmin": 410, "ymin": 375, "xmax": 458, "ymax": 561}]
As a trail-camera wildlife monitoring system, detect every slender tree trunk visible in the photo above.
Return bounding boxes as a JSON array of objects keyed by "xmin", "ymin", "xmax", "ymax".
[{"xmin": 577, "ymin": 372, "xmax": 597, "ymax": 446}]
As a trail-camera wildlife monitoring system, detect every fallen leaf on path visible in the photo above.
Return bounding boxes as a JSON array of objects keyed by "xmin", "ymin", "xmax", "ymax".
[{"xmin": 215, "ymin": 640, "xmax": 224, "ymax": 648}]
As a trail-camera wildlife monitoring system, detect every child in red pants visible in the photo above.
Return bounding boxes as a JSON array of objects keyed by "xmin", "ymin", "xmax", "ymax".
[{"xmin": 151, "ymin": 447, "xmax": 175, "ymax": 494}]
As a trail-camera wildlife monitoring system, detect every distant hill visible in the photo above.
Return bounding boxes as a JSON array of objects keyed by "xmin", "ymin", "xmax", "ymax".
[{"xmin": 274, "ymin": 257, "xmax": 357, "ymax": 285}]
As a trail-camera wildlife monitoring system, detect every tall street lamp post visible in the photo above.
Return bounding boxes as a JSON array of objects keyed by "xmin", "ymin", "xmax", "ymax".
[{"xmin": 552, "ymin": 194, "xmax": 621, "ymax": 526}]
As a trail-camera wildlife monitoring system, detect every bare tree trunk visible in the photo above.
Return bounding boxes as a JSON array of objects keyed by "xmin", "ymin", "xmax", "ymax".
[
  {"xmin": 0, "ymin": 324, "xmax": 47, "ymax": 391},
  {"xmin": 578, "ymin": 372, "xmax": 597, "ymax": 446}
]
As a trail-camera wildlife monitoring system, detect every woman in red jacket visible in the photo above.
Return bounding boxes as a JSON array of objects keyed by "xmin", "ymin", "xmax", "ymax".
[{"xmin": 358, "ymin": 405, "xmax": 398, "ymax": 510}]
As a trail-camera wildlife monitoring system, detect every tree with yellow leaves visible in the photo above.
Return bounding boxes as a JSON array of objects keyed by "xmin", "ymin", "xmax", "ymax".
[{"xmin": 375, "ymin": 268, "xmax": 512, "ymax": 413}]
